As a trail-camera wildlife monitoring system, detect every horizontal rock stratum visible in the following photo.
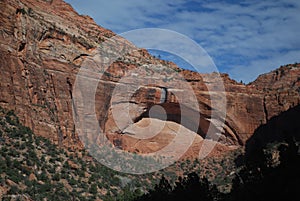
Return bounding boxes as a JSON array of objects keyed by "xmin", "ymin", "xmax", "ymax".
[{"xmin": 0, "ymin": 0, "xmax": 299, "ymax": 158}]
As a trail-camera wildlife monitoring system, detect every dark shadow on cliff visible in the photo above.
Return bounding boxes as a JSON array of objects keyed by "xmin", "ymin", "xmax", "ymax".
[
  {"xmin": 229, "ymin": 105, "xmax": 300, "ymax": 201},
  {"xmin": 134, "ymin": 102, "xmax": 226, "ymax": 141},
  {"xmin": 245, "ymin": 104, "xmax": 300, "ymax": 156}
]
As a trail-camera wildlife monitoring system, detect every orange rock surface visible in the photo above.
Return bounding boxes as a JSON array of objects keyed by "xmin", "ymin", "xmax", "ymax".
[{"xmin": 0, "ymin": 0, "xmax": 299, "ymax": 159}]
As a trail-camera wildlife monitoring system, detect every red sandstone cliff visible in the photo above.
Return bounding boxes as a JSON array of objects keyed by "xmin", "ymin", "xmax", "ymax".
[{"xmin": 0, "ymin": 0, "xmax": 299, "ymax": 157}]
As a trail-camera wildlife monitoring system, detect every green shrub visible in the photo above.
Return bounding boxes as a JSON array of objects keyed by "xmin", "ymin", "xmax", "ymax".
[
  {"xmin": 8, "ymin": 185, "xmax": 19, "ymax": 194},
  {"xmin": 89, "ymin": 183, "xmax": 98, "ymax": 194}
]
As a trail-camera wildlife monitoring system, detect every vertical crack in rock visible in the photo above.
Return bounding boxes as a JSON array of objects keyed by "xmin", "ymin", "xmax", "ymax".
[
  {"xmin": 66, "ymin": 77, "xmax": 72, "ymax": 99},
  {"xmin": 10, "ymin": 75, "xmax": 16, "ymax": 108},
  {"xmin": 67, "ymin": 77, "xmax": 77, "ymax": 142},
  {"xmin": 263, "ymin": 95, "xmax": 269, "ymax": 123}
]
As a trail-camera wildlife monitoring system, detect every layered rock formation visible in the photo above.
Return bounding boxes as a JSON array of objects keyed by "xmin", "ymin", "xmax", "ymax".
[{"xmin": 0, "ymin": 0, "xmax": 299, "ymax": 158}]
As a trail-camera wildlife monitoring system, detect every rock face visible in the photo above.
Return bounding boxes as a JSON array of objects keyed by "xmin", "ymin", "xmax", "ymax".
[
  {"xmin": 0, "ymin": 0, "xmax": 299, "ymax": 156},
  {"xmin": 0, "ymin": 0, "xmax": 115, "ymax": 148},
  {"xmin": 246, "ymin": 104, "xmax": 300, "ymax": 154}
]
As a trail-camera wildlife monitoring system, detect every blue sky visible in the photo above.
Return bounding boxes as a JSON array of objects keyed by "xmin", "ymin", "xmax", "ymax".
[{"xmin": 64, "ymin": 0, "xmax": 300, "ymax": 83}]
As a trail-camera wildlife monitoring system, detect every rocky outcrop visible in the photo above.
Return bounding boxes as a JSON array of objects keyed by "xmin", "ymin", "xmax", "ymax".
[
  {"xmin": 0, "ymin": 0, "xmax": 299, "ymax": 157},
  {"xmin": 250, "ymin": 64, "xmax": 300, "ymax": 121}
]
